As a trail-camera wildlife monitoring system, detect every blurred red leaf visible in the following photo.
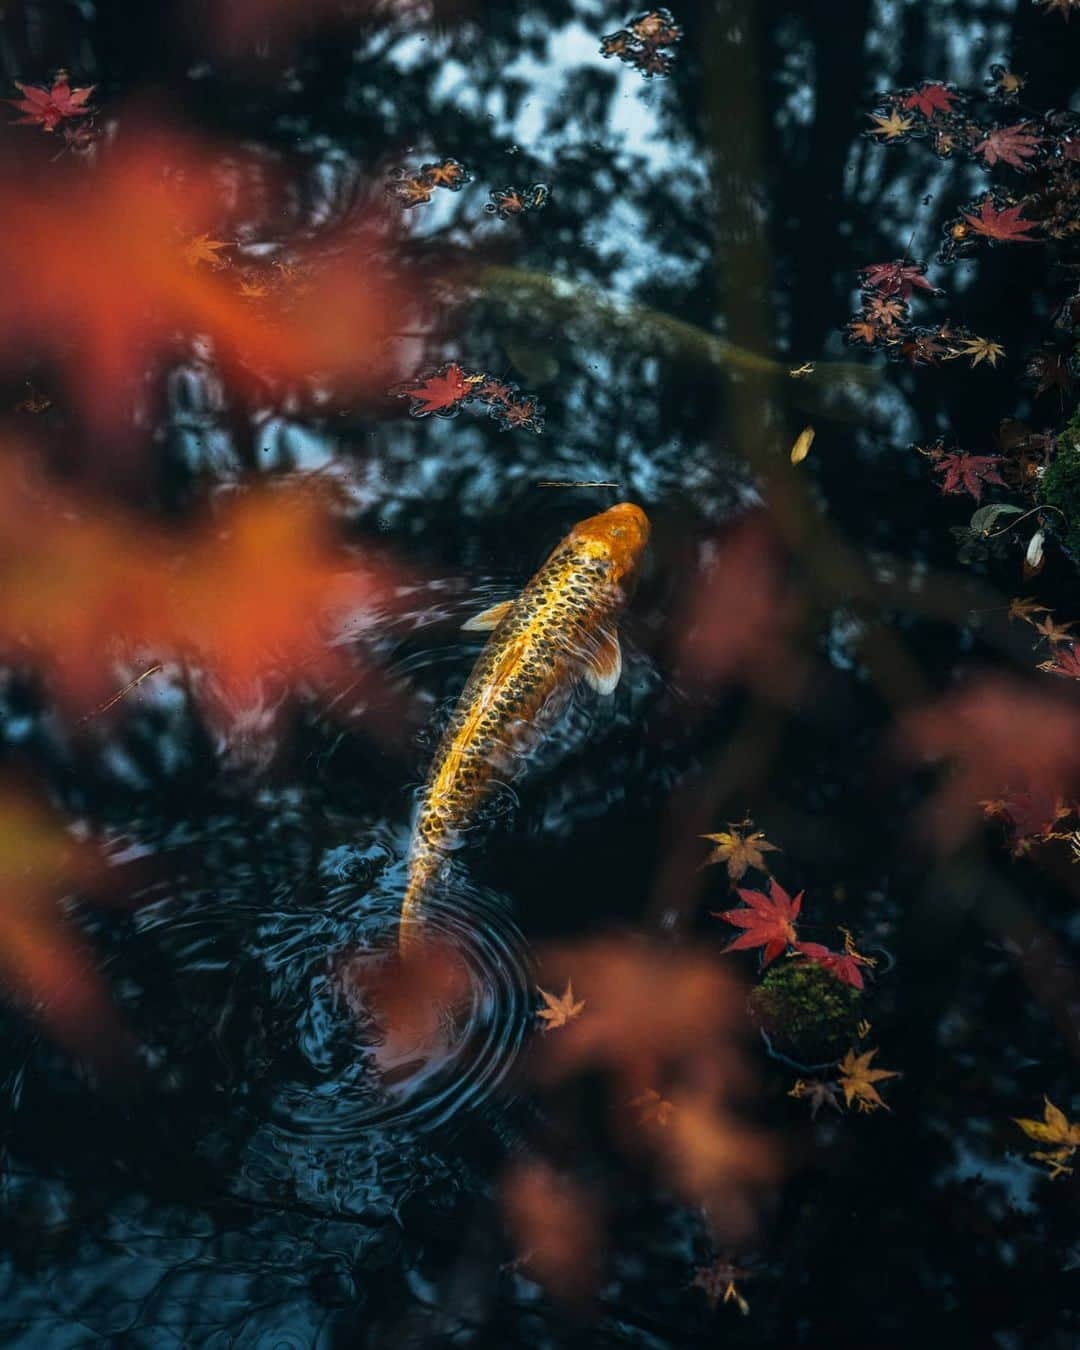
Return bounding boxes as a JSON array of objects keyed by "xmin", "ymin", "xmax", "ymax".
[
  {"xmin": 675, "ymin": 519, "xmax": 806, "ymax": 701},
  {"xmin": 0, "ymin": 128, "xmax": 410, "ymax": 433},
  {"xmin": 532, "ymin": 939, "xmax": 780, "ymax": 1238},
  {"xmin": 501, "ymin": 1160, "xmax": 602, "ymax": 1303},
  {"xmin": 343, "ymin": 937, "xmax": 472, "ymax": 1072},
  {"xmin": 900, "ymin": 83, "xmax": 960, "ymax": 117},
  {"xmin": 898, "ymin": 677, "xmax": 1080, "ymax": 846},
  {"xmin": 0, "ymin": 784, "xmax": 123, "ymax": 1054},
  {"xmin": 0, "ymin": 461, "xmax": 405, "ymax": 722}
]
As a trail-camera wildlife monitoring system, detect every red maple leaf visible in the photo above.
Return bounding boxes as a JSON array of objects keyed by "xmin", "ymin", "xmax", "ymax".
[
  {"xmin": 974, "ymin": 124, "xmax": 1043, "ymax": 171},
  {"xmin": 931, "ymin": 452, "xmax": 1007, "ymax": 502},
  {"xmin": 901, "ymin": 83, "xmax": 960, "ymax": 118},
  {"xmin": 794, "ymin": 942, "xmax": 866, "ymax": 991},
  {"xmin": 712, "ymin": 879, "xmax": 802, "ymax": 965},
  {"xmin": 1040, "ymin": 642, "xmax": 1080, "ymax": 680},
  {"xmin": 860, "ymin": 260, "xmax": 939, "ymax": 299},
  {"xmin": 7, "ymin": 75, "xmax": 94, "ymax": 131},
  {"xmin": 392, "ymin": 361, "xmax": 474, "ymax": 417},
  {"xmin": 962, "ymin": 196, "xmax": 1040, "ymax": 242}
]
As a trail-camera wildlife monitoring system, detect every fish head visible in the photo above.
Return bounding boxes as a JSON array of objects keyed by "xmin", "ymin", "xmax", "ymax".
[{"xmin": 567, "ymin": 502, "xmax": 651, "ymax": 590}]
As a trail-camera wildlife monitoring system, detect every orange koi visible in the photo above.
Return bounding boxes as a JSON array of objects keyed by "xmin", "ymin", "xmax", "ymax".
[{"xmin": 401, "ymin": 503, "xmax": 651, "ymax": 950}]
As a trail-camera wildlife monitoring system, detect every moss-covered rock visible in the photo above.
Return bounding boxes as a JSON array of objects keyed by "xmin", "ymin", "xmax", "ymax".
[
  {"xmin": 749, "ymin": 959, "xmax": 862, "ymax": 1065},
  {"xmin": 1040, "ymin": 404, "xmax": 1080, "ymax": 559}
]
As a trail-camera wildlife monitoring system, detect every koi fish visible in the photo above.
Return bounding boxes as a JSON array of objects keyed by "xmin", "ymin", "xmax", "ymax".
[{"xmin": 400, "ymin": 502, "xmax": 651, "ymax": 950}]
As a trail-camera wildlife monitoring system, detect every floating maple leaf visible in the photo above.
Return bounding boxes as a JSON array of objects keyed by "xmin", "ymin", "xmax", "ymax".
[
  {"xmin": 7, "ymin": 74, "xmax": 95, "ymax": 132},
  {"xmin": 1036, "ymin": 0, "xmax": 1080, "ymax": 18},
  {"xmin": 945, "ymin": 335, "xmax": 1006, "ymax": 368},
  {"xmin": 485, "ymin": 184, "xmax": 549, "ymax": 219},
  {"xmin": 420, "ymin": 157, "xmax": 470, "ymax": 190},
  {"xmin": 862, "ymin": 295, "xmax": 908, "ymax": 328},
  {"xmin": 866, "ymin": 109, "xmax": 915, "ymax": 141},
  {"xmin": 860, "ymin": 259, "xmax": 940, "ymax": 299},
  {"xmin": 1008, "ymin": 596, "xmax": 1051, "ymax": 624},
  {"xmin": 536, "ymin": 980, "xmax": 585, "ymax": 1031},
  {"xmin": 1024, "ymin": 347, "xmax": 1073, "ymax": 398},
  {"xmin": 391, "ymin": 361, "xmax": 475, "ymax": 418},
  {"xmin": 837, "ymin": 1047, "xmax": 899, "ymax": 1113},
  {"xmin": 1032, "ymin": 615, "xmax": 1077, "ymax": 645},
  {"xmin": 692, "ymin": 1259, "xmax": 752, "ymax": 1315},
  {"xmin": 900, "ymin": 82, "xmax": 961, "ymax": 118},
  {"xmin": 712, "ymin": 878, "xmax": 802, "ymax": 966},
  {"xmin": 1013, "ymin": 1096, "xmax": 1080, "ymax": 1178},
  {"xmin": 931, "ymin": 451, "xmax": 1007, "ymax": 502},
  {"xmin": 700, "ymin": 820, "xmax": 780, "ymax": 882},
  {"xmin": 788, "ymin": 1077, "xmax": 843, "ymax": 1118},
  {"xmin": 1039, "ymin": 643, "xmax": 1080, "ymax": 679},
  {"xmin": 384, "ymin": 172, "xmax": 434, "ymax": 208},
  {"xmin": 988, "ymin": 65, "xmax": 1025, "ymax": 100},
  {"xmin": 961, "ymin": 195, "xmax": 1041, "ymax": 243},
  {"xmin": 794, "ymin": 941, "xmax": 868, "ymax": 991},
  {"xmin": 490, "ymin": 392, "xmax": 545, "ymax": 434},
  {"xmin": 974, "ymin": 123, "xmax": 1044, "ymax": 171}
]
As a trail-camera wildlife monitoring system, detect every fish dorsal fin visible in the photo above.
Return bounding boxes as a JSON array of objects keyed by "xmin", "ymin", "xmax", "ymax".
[
  {"xmin": 583, "ymin": 630, "xmax": 622, "ymax": 695},
  {"xmin": 462, "ymin": 598, "xmax": 516, "ymax": 632}
]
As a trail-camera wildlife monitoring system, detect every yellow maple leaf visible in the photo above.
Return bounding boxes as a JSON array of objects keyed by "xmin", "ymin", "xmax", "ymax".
[
  {"xmin": 1014, "ymin": 1097, "xmax": 1080, "ymax": 1178},
  {"xmin": 1008, "ymin": 596, "xmax": 1051, "ymax": 624},
  {"xmin": 838, "ymin": 1047, "xmax": 900, "ymax": 1113},
  {"xmin": 945, "ymin": 335, "xmax": 1006, "ymax": 368},
  {"xmin": 700, "ymin": 820, "xmax": 780, "ymax": 882},
  {"xmin": 1032, "ymin": 614, "xmax": 1077, "ymax": 645},
  {"xmin": 867, "ymin": 109, "xmax": 915, "ymax": 141},
  {"xmin": 536, "ymin": 980, "xmax": 585, "ymax": 1031},
  {"xmin": 180, "ymin": 232, "xmax": 230, "ymax": 269}
]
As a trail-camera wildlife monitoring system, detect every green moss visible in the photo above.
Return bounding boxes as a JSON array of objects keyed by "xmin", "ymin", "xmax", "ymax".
[
  {"xmin": 749, "ymin": 959, "xmax": 862, "ymax": 1065},
  {"xmin": 1040, "ymin": 402, "xmax": 1080, "ymax": 559}
]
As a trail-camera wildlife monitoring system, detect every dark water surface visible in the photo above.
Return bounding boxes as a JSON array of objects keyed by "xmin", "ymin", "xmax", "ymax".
[{"xmin": 1, "ymin": 1, "xmax": 1079, "ymax": 1346}]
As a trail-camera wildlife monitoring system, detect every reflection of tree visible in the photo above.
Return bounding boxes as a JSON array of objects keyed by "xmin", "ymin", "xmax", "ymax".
[{"xmin": 0, "ymin": 0, "xmax": 1078, "ymax": 1345}]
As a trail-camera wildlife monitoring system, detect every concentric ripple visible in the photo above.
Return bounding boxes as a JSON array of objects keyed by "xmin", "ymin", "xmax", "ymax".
[{"xmin": 258, "ymin": 851, "xmax": 533, "ymax": 1139}]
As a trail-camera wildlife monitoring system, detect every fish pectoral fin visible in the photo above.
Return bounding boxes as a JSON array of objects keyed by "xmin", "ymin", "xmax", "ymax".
[
  {"xmin": 462, "ymin": 598, "xmax": 516, "ymax": 632},
  {"xmin": 583, "ymin": 629, "xmax": 622, "ymax": 695}
]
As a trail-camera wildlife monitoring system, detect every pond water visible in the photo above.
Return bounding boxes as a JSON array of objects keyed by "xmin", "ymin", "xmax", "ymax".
[{"xmin": 0, "ymin": 0, "xmax": 1078, "ymax": 1346}]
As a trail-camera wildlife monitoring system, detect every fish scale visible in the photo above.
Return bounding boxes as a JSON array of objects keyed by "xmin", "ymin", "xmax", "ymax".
[{"xmin": 400, "ymin": 503, "xmax": 650, "ymax": 949}]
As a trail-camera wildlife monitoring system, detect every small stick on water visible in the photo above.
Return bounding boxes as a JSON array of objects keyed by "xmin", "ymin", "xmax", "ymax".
[
  {"xmin": 536, "ymin": 480, "xmax": 621, "ymax": 488},
  {"xmin": 75, "ymin": 663, "xmax": 164, "ymax": 728}
]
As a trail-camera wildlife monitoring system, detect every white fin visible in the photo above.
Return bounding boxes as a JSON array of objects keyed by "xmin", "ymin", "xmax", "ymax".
[
  {"xmin": 462, "ymin": 598, "xmax": 515, "ymax": 632},
  {"xmin": 583, "ymin": 630, "xmax": 622, "ymax": 695}
]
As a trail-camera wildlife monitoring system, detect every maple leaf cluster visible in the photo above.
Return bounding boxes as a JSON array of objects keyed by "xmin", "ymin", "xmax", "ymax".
[
  {"xmin": 385, "ymin": 157, "xmax": 471, "ymax": 209},
  {"xmin": 599, "ymin": 8, "xmax": 682, "ymax": 78},
  {"xmin": 844, "ymin": 258, "xmax": 1005, "ymax": 370},
  {"xmin": 390, "ymin": 360, "xmax": 545, "ymax": 433},
  {"xmin": 484, "ymin": 183, "xmax": 550, "ymax": 220},
  {"xmin": 711, "ymin": 877, "xmax": 873, "ymax": 990}
]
